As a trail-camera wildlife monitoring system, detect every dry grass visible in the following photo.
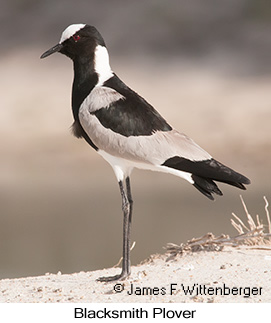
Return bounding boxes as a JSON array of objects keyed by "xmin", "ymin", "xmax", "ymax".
[
  {"xmin": 166, "ymin": 196, "xmax": 271, "ymax": 260},
  {"xmin": 231, "ymin": 196, "xmax": 271, "ymax": 246}
]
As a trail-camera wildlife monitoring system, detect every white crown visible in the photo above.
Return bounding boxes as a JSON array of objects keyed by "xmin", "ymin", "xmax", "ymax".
[{"xmin": 59, "ymin": 24, "xmax": 86, "ymax": 44}]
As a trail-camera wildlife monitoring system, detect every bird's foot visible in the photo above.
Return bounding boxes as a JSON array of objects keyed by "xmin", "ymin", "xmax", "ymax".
[{"xmin": 97, "ymin": 271, "xmax": 130, "ymax": 282}]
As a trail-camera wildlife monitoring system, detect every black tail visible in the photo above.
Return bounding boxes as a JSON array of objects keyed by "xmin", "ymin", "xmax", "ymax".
[{"xmin": 162, "ymin": 156, "xmax": 250, "ymax": 200}]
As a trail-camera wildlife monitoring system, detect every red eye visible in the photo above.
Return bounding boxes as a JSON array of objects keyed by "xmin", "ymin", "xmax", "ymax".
[{"xmin": 73, "ymin": 34, "xmax": 81, "ymax": 42}]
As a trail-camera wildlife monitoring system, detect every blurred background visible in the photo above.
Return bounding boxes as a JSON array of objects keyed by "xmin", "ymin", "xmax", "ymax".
[{"xmin": 0, "ymin": 0, "xmax": 270, "ymax": 279}]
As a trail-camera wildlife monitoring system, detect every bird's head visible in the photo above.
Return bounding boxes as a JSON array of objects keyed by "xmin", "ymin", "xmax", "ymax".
[{"xmin": 41, "ymin": 24, "xmax": 106, "ymax": 60}]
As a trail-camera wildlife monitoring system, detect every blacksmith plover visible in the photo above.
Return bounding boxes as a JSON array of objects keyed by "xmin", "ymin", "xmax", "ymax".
[{"xmin": 41, "ymin": 24, "xmax": 250, "ymax": 281}]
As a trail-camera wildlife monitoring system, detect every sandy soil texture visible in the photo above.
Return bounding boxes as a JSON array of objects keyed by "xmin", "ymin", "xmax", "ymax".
[{"xmin": 0, "ymin": 246, "xmax": 270, "ymax": 303}]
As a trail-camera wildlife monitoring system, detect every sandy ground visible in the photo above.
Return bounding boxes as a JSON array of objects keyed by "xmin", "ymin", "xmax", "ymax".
[{"xmin": 0, "ymin": 246, "xmax": 270, "ymax": 303}]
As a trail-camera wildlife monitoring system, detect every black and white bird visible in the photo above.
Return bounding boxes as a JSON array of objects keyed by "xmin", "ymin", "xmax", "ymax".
[{"xmin": 41, "ymin": 24, "xmax": 250, "ymax": 281}]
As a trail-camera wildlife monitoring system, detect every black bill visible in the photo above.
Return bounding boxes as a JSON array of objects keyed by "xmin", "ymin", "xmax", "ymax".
[{"xmin": 40, "ymin": 43, "xmax": 63, "ymax": 59}]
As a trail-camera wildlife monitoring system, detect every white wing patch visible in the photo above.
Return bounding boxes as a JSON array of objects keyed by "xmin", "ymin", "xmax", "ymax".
[{"xmin": 81, "ymin": 86, "xmax": 125, "ymax": 113}]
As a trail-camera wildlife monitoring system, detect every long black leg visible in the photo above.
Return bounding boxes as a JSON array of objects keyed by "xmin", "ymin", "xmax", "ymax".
[
  {"xmin": 126, "ymin": 176, "xmax": 133, "ymax": 219},
  {"xmin": 125, "ymin": 176, "xmax": 133, "ymax": 271},
  {"xmin": 118, "ymin": 179, "xmax": 131, "ymax": 278},
  {"xmin": 97, "ymin": 176, "xmax": 133, "ymax": 282}
]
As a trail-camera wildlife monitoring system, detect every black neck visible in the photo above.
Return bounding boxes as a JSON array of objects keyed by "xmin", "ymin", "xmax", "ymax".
[{"xmin": 72, "ymin": 56, "xmax": 98, "ymax": 120}]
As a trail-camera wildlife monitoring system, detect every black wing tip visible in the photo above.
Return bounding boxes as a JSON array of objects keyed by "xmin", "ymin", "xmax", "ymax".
[
  {"xmin": 222, "ymin": 178, "xmax": 250, "ymax": 190},
  {"xmin": 192, "ymin": 175, "xmax": 223, "ymax": 201},
  {"xmin": 191, "ymin": 174, "xmax": 251, "ymax": 200},
  {"xmin": 193, "ymin": 184, "xmax": 215, "ymax": 200},
  {"xmin": 163, "ymin": 156, "xmax": 251, "ymax": 184},
  {"xmin": 242, "ymin": 177, "xmax": 251, "ymax": 185},
  {"xmin": 163, "ymin": 156, "xmax": 251, "ymax": 195}
]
